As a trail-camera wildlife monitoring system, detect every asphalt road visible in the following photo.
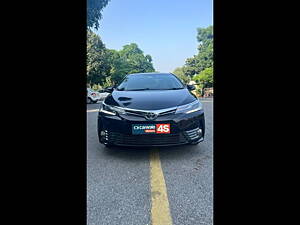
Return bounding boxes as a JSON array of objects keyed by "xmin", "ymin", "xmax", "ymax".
[{"xmin": 87, "ymin": 98, "xmax": 213, "ymax": 225}]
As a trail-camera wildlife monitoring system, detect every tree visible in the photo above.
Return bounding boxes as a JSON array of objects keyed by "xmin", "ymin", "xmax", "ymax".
[
  {"xmin": 87, "ymin": 32, "xmax": 155, "ymax": 87},
  {"xmin": 195, "ymin": 26, "xmax": 213, "ymax": 72},
  {"xmin": 184, "ymin": 57, "xmax": 200, "ymax": 77},
  {"xmin": 87, "ymin": 0, "xmax": 111, "ymax": 30},
  {"xmin": 118, "ymin": 43, "xmax": 155, "ymax": 74},
  {"xmin": 184, "ymin": 25, "xmax": 213, "ymax": 78},
  {"xmin": 145, "ymin": 54, "xmax": 152, "ymax": 63},
  {"xmin": 193, "ymin": 67, "xmax": 213, "ymax": 88},
  {"xmin": 173, "ymin": 67, "xmax": 190, "ymax": 84},
  {"xmin": 107, "ymin": 49, "xmax": 129, "ymax": 85},
  {"xmin": 87, "ymin": 30, "xmax": 111, "ymax": 86},
  {"xmin": 197, "ymin": 26, "xmax": 213, "ymax": 46}
]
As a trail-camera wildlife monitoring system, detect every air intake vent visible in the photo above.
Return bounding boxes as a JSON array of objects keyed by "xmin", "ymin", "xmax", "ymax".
[
  {"xmin": 108, "ymin": 132, "xmax": 187, "ymax": 146},
  {"xmin": 184, "ymin": 128, "xmax": 202, "ymax": 140}
]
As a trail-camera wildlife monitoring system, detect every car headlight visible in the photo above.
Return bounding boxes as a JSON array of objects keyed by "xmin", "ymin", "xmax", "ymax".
[
  {"xmin": 100, "ymin": 102, "xmax": 126, "ymax": 116},
  {"xmin": 176, "ymin": 100, "xmax": 203, "ymax": 114}
]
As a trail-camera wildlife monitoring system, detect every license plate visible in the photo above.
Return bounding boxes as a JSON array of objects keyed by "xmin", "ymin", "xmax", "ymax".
[{"xmin": 132, "ymin": 124, "xmax": 170, "ymax": 134}]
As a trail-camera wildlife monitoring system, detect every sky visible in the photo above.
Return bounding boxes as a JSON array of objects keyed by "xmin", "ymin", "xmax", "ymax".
[{"xmin": 95, "ymin": 0, "xmax": 213, "ymax": 73}]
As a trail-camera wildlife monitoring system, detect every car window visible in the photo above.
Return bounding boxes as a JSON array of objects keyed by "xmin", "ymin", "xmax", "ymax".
[{"xmin": 117, "ymin": 74, "xmax": 184, "ymax": 91}]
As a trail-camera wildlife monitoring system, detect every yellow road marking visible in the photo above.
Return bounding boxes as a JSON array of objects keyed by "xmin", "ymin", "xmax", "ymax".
[{"xmin": 150, "ymin": 149, "xmax": 173, "ymax": 225}]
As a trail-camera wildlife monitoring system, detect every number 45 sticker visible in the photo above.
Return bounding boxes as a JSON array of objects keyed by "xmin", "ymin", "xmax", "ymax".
[{"xmin": 156, "ymin": 124, "xmax": 170, "ymax": 134}]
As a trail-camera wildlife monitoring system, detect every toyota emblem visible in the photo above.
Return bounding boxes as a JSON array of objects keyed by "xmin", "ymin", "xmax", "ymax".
[{"xmin": 145, "ymin": 112, "xmax": 158, "ymax": 120}]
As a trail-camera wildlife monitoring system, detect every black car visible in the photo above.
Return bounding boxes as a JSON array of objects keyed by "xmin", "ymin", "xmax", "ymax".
[{"xmin": 97, "ymin": 72, "xmax": 205, "ymax": 147}]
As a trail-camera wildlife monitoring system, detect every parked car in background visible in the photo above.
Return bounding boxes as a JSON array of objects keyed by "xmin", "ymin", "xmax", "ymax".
[
  {"xmin": 203, "ymin": 88, "xmax": 213, "ymax": 97},
  {"xmin": 98, "ymin": 89, "xmax": 110, "ymax": 99},
  {"xmin": 87, "ymin": 88, "xmax": 102, "ymax": 104}
]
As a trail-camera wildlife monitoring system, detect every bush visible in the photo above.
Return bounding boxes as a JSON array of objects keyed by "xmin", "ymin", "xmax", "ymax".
[{"xmin": 193, "ymin": 67, "xmax": 213, "ymax": 88}]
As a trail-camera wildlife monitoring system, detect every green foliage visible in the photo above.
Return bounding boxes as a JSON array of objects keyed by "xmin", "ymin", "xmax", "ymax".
[
  {"xmin": 118, "ymin": 43, "xmax": 155, "ymax": 74},
  {"xmin": 87, "ymin": 31, "xmax": 155, "ymax": 87},
  {"xmin": 91, "ymin": 84, "xmax": 102, "ymax": 91},
  {"xmin": 184, "ymin": 57, "xmax": 199, "ymax": 77},
  {"xmin": 106, "ymin": 49, "xmax": 128, "ymax": 85},
  {"xmin": 107, "ymin": 43, "xmax": 155, "ymax": 85},
  {"xmin": 183, "ymin": 25, "xmax": 213, "ymax": 81},
  {"xmin": 193, "ymin": 67, "xmax": 213, "ymax": 88},
  {"xmin": 197, "ymin": 26, "xmax": 213, "ymax": 46},
  {"xmin": 102, "ymin": 76, "xmax": 114, "ymax": 88},
  {"xmin": 87, "ymin": 30, "xmax": 111, "ymax": 86},
  {"xmin": 172, "ymin": 67, "xmax": 190, "ymax": 84},
  {"xmin": 145, "ymin": 54, "xmax": 152, "ymax": 63},
  {"xmin": 87, "ymin": 0, "xmax": 111, "ymax": 30}
]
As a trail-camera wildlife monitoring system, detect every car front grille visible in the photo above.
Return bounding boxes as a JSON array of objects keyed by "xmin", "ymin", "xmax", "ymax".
[
  {"xmin": 124, "ymin": 108, "xmax": 176, "ymax": 119},
  {"xmin": 108, "ymin": 132, "xmax": 188, "ymax": 146}
]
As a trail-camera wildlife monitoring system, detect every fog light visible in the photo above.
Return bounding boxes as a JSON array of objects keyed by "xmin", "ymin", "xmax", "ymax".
[
  {"xmin": 105, "ymin": 130, "xmax": 109, "ymax": 141},
  {"xmin": 100, "ymin": 130, "xmax": 109, "ymax": 140}
]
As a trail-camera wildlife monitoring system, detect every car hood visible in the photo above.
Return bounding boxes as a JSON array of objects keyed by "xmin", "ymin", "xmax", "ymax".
[{"xmin": 104, "ymin": 89, "xmax": 197, "ymax": 110}]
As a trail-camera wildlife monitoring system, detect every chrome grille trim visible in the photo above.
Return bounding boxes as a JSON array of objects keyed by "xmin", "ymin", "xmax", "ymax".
[
  {"xmin": 123, "ymin": 106, "xmax": 177, "ymax": 118},
  {"xmin": 103, "ymin": 102, "xmax": 179, "ymax": 118},
  {"xmin": 123, "ymin": 106, "xmax": 177, "ymax": 114},
  {"xmin": 158, "ymin": 109, "xmax": 177, "ymax": 116},
  {"xmin": 124, "ymin": 110, "xmax": 145, "ymax": 117}
]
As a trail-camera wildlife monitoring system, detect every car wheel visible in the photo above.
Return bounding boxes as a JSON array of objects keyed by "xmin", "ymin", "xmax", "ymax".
[{"xmin": 87, "ymin": 97, "xmax": 92, "ymax": 104}]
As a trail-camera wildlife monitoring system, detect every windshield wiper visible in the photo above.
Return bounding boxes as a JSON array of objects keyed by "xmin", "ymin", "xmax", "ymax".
[
  {"xmin": 126, "ymin": 88, "xmax": 151, "ymax": 91},
  {"xmin": 163, "ymin": 87, "xmax": 184, "ymax": 90},
  {"xmin": 123, "ymin": 87, "xmax": 184, "ymax": 91}
]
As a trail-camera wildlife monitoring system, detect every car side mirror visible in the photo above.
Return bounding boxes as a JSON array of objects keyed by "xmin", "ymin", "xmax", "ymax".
[
  {"xmin": 187, "ymin": 84, "xmax": 196, "ymax": 91},
  {"xmin": 104, "ymin": 86, "xmax": 114, "ymax": 93}
]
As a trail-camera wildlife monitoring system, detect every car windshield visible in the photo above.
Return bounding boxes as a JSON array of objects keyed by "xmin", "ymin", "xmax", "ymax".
[{"xmin": 116, "ymin": 74, "xmax": 184, "ymax": 91}]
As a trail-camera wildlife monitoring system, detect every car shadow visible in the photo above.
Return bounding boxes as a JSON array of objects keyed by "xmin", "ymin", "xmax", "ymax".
[{"xmin": 101, "ymin": 143, "xmax": 205, "ymax": 162}]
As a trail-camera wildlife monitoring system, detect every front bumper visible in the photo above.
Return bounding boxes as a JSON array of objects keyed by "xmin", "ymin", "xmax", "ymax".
[{"xmin": 97, "ymin": 110, "xmax": 205, "ymax": 147}]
